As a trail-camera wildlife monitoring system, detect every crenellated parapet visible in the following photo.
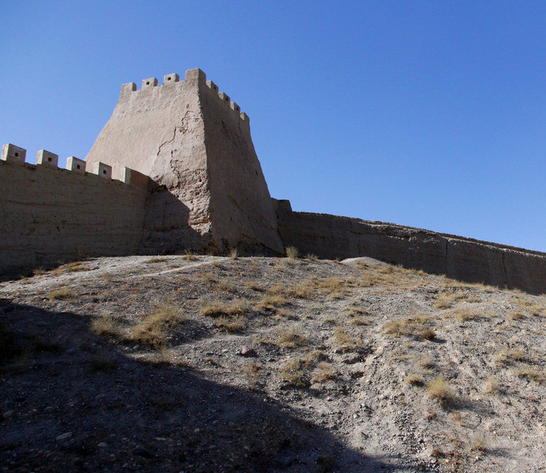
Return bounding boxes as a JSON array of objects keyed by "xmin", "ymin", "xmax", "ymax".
[
  {"xmin": 117, "ymin": 68, "xmax": 250, "ymax": 133},
  {"xmin": 1, "ymin": 144, "xmax": 149, "ymax": 188}
]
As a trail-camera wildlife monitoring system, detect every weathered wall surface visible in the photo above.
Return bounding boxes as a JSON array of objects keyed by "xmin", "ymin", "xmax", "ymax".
[
  {"xmin": 275, "ymin": 200, "xmax": 546, "ymax": 294},
  {"xmin": 86, "ymin": 69, "xmax": 283, "ymax": 255},
  {"xmin": 0, "ymin": 160, "xmax": 148, "ymax": 274}
]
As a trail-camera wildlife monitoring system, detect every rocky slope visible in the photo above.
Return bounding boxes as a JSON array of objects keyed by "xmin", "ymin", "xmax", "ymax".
[{"xmin": 1, "ymin": 254, "xmax": 546, "ymax": 472}]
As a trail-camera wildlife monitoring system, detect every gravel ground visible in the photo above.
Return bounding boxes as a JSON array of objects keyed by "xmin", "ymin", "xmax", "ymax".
[{"xmin": 1, "ymin": 254, "xmax": 546, "ymax": 472}]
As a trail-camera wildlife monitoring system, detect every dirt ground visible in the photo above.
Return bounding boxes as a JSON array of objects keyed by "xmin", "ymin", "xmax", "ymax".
[{"xmin": 1, "ymin": 254, "xmax": 546, "ymax": 472}]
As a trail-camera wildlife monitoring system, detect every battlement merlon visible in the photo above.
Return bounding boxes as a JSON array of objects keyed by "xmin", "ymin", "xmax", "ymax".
[
  {"xmin": 1, "ymin": 144, "xmax": 26, "ymax": 164},
  {"xmin": 117, "ymin": 69, "xmax": 250, "ymax": 128}
]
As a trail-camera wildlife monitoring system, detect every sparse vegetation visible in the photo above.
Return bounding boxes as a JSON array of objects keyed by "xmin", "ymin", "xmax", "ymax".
[
  {"xmin": 46, "ymin": 286, "xmax": 72, "ymax": 300},
  {"xmin": 200, "ymin": 300, "xmax": 249, "ymax": 317},
  {"xmin": 285, "ymin": 246, "xmax": 299, "ymax": 259},
  {"xmin": 214, "ymin": 314, "xmax": 247, "ymax": 333},
  {"xmin": 426, "ymin": 377, "xmax": 454, "ymax": 405},
  {"xmin": 277, "ymin": 327, "xmax": 308, "ymax": 348},
  {"xmin": 4, "ymin": 253, "xmax": 546, "ymax": 471},
  {"xmin": 91, "ymin": 315, "xmax": 118, "ymax": 336},
  {"xmin": 52, "ymin": 261, "xmax": 91, "ymax": 275},
  {"xmin": 482, "ymin": 376, "xmax": 499, "ymax": 395},
  {"xmin": 405, "ymin": 373, "xmax": 424, "ymax": 386},
  {"xmin": 130, "ymin": 302, "xmax": 185, "ymax": 347},
  {"xmin": 311, "ymin": 362, "xmax": 337, "ymax": 383}
]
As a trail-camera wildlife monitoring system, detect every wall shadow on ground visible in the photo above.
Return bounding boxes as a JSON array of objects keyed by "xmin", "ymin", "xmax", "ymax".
[{"xmin": 0, "ymin": 300, "xmax": 417, "ymax": 473}]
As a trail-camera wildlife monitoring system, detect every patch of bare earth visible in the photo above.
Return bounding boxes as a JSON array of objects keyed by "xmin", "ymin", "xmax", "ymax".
[{"xmin": 2, "ymin": 255, "xmax": 546, "ymax": 472}]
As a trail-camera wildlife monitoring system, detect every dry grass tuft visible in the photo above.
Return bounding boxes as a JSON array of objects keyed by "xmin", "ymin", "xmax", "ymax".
[
  {"xmin": 469, "ymin": 433, "xmax": 488, "ymax": 452},
  {"xmin": 214, "ymin": 315, "xmax": 247, "ymax": 333},
  {"xmin": 91, "ymin": 316, "xmax": 118, "ymax": 336},
  {"xmin": 384, "ymin": 319, "xmax": 412, "ymax": 337},
  {"xmin": 426, "ymin": 377, "xmax": 454, "ymax": 405},
  {"xmin": 311, "ymin": 362, "xmax": 337, "ymax": 383},
  {"xmin": 146, "ymin": 257, "xmax": 168, "ymax": 264},
  {"xmin": 451, "ymin": 307, "xmax": 483, "ymax": 323},
  {"xmin": 52, "ymin": 261, "xmax": 91, "ymax": 275},
  {"xmin": 419, "ymin": 328, "xmax": 436, "ymax": 341},
  {"xmin": 279, "ymin": 357, "xmax": 312, "ymax": 387},
  {"xmin": 405, "ymin": 373, "xmax": 424, "ymax": 386},
  {"xmin": 482, "ymin": 376, "xmax": 499, "ymax": 395},
  {"xmin": 277, "ymin": 327, "xmax": 308, "ymax": 348},
  {"xmin": 246, "ymin": 281, "xmax": 265, "ymax": 292},
  {"xmin": 130, "ymin": 303, "xmax": 185, "ymax": 347},
  {"xmin": 46, "ymin": 286, "xmax": 73, "ymax": 300},
  {"xmin": 200, "ymin": 300, "xmax": 249, "ymax": 317},
  {"xmin": 514, "ymin": 367, "xmax": 544, "ymax": 383},
  {"xmin": 333, "ymin": 327, "xmax": 359, "ymax": 352},
  {"xmin": 256, "ymin": 294, "xmax": 289, "ymax": 312},
  {"xmin": 285, "ymin": 246, "xmax": 299, "ymax": 259},
  {"xmin": 229, "ymin": 247, "xmax": 239, "ymax": 260},
  {"xmin": 183, "ymin": 250, "xmax": 198, "ymax": 261},
  {"xmin": 494, "ymin": 348, "xmax": 527, "ymax": 365}
]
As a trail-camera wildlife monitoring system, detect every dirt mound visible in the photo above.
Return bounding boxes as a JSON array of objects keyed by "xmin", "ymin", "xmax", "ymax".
[{"xmin": 1, "ymin": 255, "xmax": 546, "ymax": 472}]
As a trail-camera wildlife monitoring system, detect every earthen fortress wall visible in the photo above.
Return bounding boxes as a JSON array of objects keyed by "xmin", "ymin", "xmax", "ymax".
[
  {"xmin": 1, "ymin": 68, "xmax": 545, "ymax": 293},
  {"xmin": 275, "ymin": 200, "xmax": 546, "ymax": 294},
  {"xmin": 0, "ymin": 147, "xmax": 149, "ymax": 272}
]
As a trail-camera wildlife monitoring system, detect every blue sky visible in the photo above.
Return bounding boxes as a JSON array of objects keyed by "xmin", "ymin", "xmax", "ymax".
[{"xmin": 2, "ymin": 1, "xmax": 546, "ymax": 252}]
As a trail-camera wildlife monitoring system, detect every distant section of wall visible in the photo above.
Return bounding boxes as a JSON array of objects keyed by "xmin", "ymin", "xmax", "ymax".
[
  {"xmin": 0, "ymin": 160, "xmax": 148, "ymax": 274},
  {"xmin": 275, "ymin": 200, "xmax": 546, "ymax": 294}
]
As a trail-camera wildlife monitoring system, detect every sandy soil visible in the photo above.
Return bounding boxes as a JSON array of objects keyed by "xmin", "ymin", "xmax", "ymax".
[{"xmin": 1, "ymin": 255, "xmax": 546, "ymax": 472}]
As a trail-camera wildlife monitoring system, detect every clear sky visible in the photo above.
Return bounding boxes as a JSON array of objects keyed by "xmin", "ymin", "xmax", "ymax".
[{"xmin": 2, "ymin": 1, "xmax": 546, "ymax": 252}]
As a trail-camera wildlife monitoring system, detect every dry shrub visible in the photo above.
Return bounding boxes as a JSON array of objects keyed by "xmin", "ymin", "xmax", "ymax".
[
  {"xmin": 333, "ymin": 327, "xmax": 359, "ymax": 352},
  {"xmin": 130, "ymin": 303, "xmax": 184, "ymax": 347},
  {"xmin": 256, "ymin": 294, "xmax": 289, "ymax": 312},
  {"xmin": 285, "ymin": 246, "xmax": 299, "ymax": 259},
  {"xmin": 277, "ymin": 327, "xmax": 308, "ymax": 348},
  {"xmin": 420, "ymin": 328, "xmax": 436, "ymax": 341},
  {"xmin": 426, "ymin": 377, "xmax": 454, "ymax": 405},
  {"xmin": 200, "ymin": 300, "xmax": 249, "ymax": 317},
  {"xmin": 405, "ymin": 373, "xmax": 424, "ymax": 386},
  {"xmin": 46, "ymin": 286, "xmax": 72, "ymax": 300},
  {"xmin": 311, "ymin": 362, "xmax": 337, "ymax": 383},
  {"xmin": 91, "ymin": 316, "xmax": 118, "ymax": 336},
  {"xmin": 482, "ymin": 376, "xmax": 499, "ymax": 395},
  {"xmin": 214, "ymin": 315, "xmax": 247, "ymax": 333}
]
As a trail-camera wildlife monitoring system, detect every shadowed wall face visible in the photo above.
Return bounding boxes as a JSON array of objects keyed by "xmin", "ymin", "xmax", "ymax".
[
  {"xmin": 274, "ymin": 201, "xmax": 546, "ymax": 294},
  {"xmin": 0, "ymin": 161, "xmax": 148, "ymax": 273}
]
